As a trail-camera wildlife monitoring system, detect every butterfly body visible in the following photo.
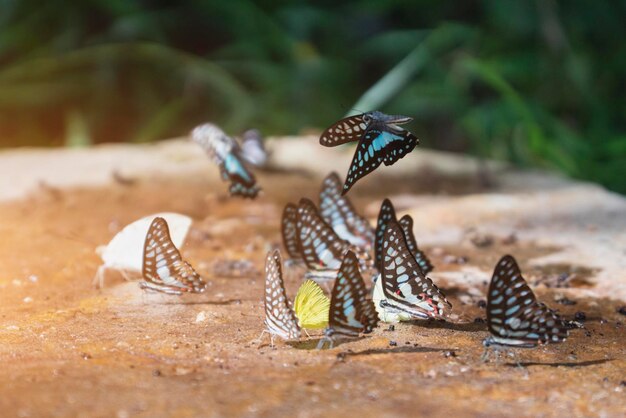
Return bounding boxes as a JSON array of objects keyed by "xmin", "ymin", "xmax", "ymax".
[
  {"xmin": 317, "ymin": 251, "xmax": 378, "ymax": 349},
  {"xmin": 374, "ymin": 220, "xmax": 450, "ymax": 322},
  {"xmin": 319, "ymin": 112, "xmax": 418, "ymax": 194},
  {"xmin": 191, "ymin": 123, "xmax": 260, "ymax": 198},
  {"xmin": 141, "ymin": 217, "xmax": 208, "ymax": 295},
  {"xmin": 262, "ymin": 250, "xmax": 301, "ymax": 343},
  {"xmin": 483, "ymin": 255, "xmax": 568, "ymax": 357},
  {"xmin": 319, "ymin": 172, "xmax": 375, "ymax": 249}
]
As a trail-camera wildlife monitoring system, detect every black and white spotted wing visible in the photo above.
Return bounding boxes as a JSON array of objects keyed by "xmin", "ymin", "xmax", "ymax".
[
  {"xmin": 398, "ymin": 215, "xmax": 433, "ymax": 275},
  {"xmin": 484, "ymin": 255, "xmax": 569, "ymax": 347},
  {"xmin": 380, "ymin": 221, "xmax": 450, "ymax": 319},
  {"xmin": 141, "ymin": 217, "xmax": 208, "ymax": 295},
  {"xmin": 375, "ymin": 199, "xmax": 398, "ymax": 272},
  {"xmin": 319, "ymin": 172, "xmax": 375, "ymax": 249},
  {"xmin": 326, "ymin": 251, "xmax": 379, "ymax": 337},
  {"xmin": 263, "ymin": 250, "xmax": 301, "ymax": 340},
  {"xmin": 281, "ymin": 203, "xmax": 302, "ymax": 262},
  {"xmin": 319, "ymin": 114, "xmax": 370, "ymax": 147}
]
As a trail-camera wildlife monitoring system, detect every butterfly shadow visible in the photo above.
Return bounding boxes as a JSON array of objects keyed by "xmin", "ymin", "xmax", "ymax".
[
  {"xmin": 155, "ymin": 299, "xmax": 243, "ymax": 306},
  {"xmin": 505, "ymin": 358, "xmax": 613, "ymax": 368},
  {"xmin": 287, "ymin": 336, "xmax": 366, "ymax": 351},
  {"xmin": 335, "ymin": 345, "xmax": 454, "ymax": 361},
  {"xmin": 412, "ymin": 318, "xmax": 487, "ymax": 333}
]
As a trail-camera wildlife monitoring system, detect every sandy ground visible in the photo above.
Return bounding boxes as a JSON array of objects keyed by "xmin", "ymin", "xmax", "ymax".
[{"xmin": 0, "ymin": 141, "xmax": 625, "ymax": 417}]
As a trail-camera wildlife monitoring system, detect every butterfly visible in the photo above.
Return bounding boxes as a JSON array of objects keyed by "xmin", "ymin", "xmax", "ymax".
[
  {"xmin": 261, "ymin": 250, "xmax": 301, "ymax": 344},
  {"xmin": 294, "ymin": 280, "xmax": 330, "ymax": 329},
  {"xmin": 482, "ymin": 255, "xmax": 569, "ymax": 359},
  {"xmin": 281, "ymin": 203, "xmax": 303, "ymax": 265},
  {"xmin": 140, "ymin": 217, "xmax": 208, "ymax": 295},
  {"xmin": 374, "ymin": 199, "xmax": 433, "ymax": 275},
  {"xmin": 319, "ymin": 111, "xmax": 419, "ymax": 195},
  {"xmin": 317, "ymin": 251, "xmax": 379, "ymax": 349},
  {"xmin": 297, "ymin": 198, "xmax": 374, "ymax": 281},
  {"xmin": 191, "ymin": 123, "xmax": 261, "ymax": 198},
  {"xmin": 373, "ymin": 220, "xmax": 450, "ymax": 322},
  {"xmin": 94, "ymin": 212, "xmax": 192, "ymax": 288},
  {"xmin": 319, "ymin": 171, "xmax": 375, "ymax": 249}
]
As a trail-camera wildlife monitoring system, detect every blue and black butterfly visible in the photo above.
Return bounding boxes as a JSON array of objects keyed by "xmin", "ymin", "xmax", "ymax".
[
  {"xmin": 319, "ymin": 111, "xmax": 419, "ymax": 195},
  {"xmin": 296, "ymin": 198, "xmax": 374, "ymax": 282},
  {"xmin": 375, "ymin": 199, "xmax": 433, "ymax": 276},
  {"xmin": 317, "ymin": 251, "xmax": 379, "ymax": 349},
  {"xmin": 482, "ymin": 255, "xmax": 569, "ymax": 360},
  {"xmin": 319, "ymin": 172, "xmax": 375, "ymax": 250},
  {"xmin": 191, "ymin": 123, "xmax": 261, "ymax": 198},
  {"xmin": 377, "ymin": 220, "xmax": 450, "ymax": 320}
]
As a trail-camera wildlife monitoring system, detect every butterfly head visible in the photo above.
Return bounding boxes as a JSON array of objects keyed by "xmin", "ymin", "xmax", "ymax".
[{"xmin": 482, "ymin": 336, "xmax": 495, "ymax": 347}]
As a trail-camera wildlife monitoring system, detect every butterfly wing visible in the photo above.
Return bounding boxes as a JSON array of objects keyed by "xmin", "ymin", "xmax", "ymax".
[
  {"xmin": 281, "ymin": 203, "xmax": 302, "ymax": 261},
  {"xmin": 319, "ymin": 114, "xmax": 369, "ymax": 147},
  {"xmin": 398, "ymin": 215, "xmax": 433, "ymax": 275},
  {"xmin": 142, "ymin": 217, "xmax": 207, "ymax": 294},
  {"xmin": 319, "ymin": 172, "xmax": 374, "ymax": 249},
  {"xmin": 327, "ymin": 251, "xmax": 379, "ymax": 337},
  {"xmin": 294, "ymin": 280, "xmax": 330, "ymax": 329},
  {"xmin": 487, "ymin": 255, "xmax": 569, "ymax": 346},
  {"xmin": 375, "ymin": 199, "xmax": 398, "ymax": 272},
  {"xmin": 237, "ymin": 129, "xmax": 268, "ymax": 167},
  {"xmin": 263, "ymin": 250, "xmax": 301, "ymax": 340},
  {"xmin": 222, "ymin": 153, "xmax": 261, "ymax": 198},
  {"xmin": 382, "ymin": 130, "xmax": 419, "ymax": 166},
  {"xmin": 381, "ymin": 221, "xmax": 450, "ymax": 319},
  {"xmin": 296, "ymin": 198, "xmax": 346, "ymax": 271}
]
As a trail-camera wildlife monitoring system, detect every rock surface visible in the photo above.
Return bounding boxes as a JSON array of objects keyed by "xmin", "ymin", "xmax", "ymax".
[{"xmin": 0, "ymin": 137, "xmax": 624, "ymax": 417}]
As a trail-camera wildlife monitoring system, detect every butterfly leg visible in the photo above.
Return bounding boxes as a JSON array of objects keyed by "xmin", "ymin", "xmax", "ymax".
[
  {"xmin": 250, "ymin": 330, "xmax": 269, "ymax": 348},
  {"xmin": 316, "ymin": 336, "xmax": 334, "ymax": 350},
  {"xmin": 92, "ymin": 265, "xmax": 107, "ymax": 289},
  {"xmin": 480, "ymin": 347, "xmax": 491, "ymax": 363}
]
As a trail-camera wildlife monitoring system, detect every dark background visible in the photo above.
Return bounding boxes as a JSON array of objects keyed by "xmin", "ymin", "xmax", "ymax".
[{"xmin": 1, "ymin": 1, "xmax": 625, "ymax": 192}]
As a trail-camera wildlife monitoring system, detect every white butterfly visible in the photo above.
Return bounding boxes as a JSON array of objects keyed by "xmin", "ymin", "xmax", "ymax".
[{"xmin": 93, "ymin": 212, "xmax": 192, "ymax": 288}]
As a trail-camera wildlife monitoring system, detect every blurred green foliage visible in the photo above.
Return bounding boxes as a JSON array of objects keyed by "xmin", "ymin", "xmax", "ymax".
[{"xmin": 0, "ymin": 0, "xmax": 625, "ymax": 192}]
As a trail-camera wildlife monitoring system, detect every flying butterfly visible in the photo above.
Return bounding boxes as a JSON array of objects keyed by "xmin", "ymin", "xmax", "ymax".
[
  {"xmin": 482, "ymin": 255, "xmax": 569, "ymax": 360},
  {"xmin": 141, "ymin": 217, "xmax": 208, "ymax": 295},
  {"xmin": 319, "ymin": 171, "xmax": 375, "ymax": 249},
  {"xmin": 294, "ymin": 280, "xmax": 330, "ymax": 329},
  {"xmin": 281, "ymin": 203, "xmax": 303, "ymax": 265},
  {"xmin": 191, "ymin": 123, "xmax": 261, "ymax": 198},
  {"xmin": 239, "ymin": 129, "xmax": 269, "ymax": 168},
  {"xmin": 319, "ymin": 111, "xmax": 419, "ymax": 195},
  {"xmin": 374, "ymin": 199, "xmax": 433, "ymax": 275},
  {"xmin": 317, "ymin": 251, "xmax": 379, "ymax": 349},
  {"xmin": 373, "ymin": 220, "xmax": 450, "ymax": 322},
  {"xmin": 261, "ymin": 250, "xmax": 301, "ymax": 345},
  {"xmin": 297, "ymin": 198, "xmax": 374, "ymax": 282}
]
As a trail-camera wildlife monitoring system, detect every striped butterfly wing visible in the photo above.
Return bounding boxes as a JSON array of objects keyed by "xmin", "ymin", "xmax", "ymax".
[
  {"xmin": 328, "ymin": 251, "xmax": 379, "ymax": 337},
  {"xmin": 375, "ymin": 199, "xmax": 398, "ymax": 272},
  {"xmin": 487, "ymin": 255, "xmax": 569, "ymax": 346},
  {"xmin": 281, "ymin": 203, "xmax": 302, "ymax": 261},
  {"xmin": 319, "ymin": 172, "xmax": 375, "ymax": 249},
  {"xmin": 296, "ymin": 198, "xmax": 346, "ymax": 271},
  {"xmin": 264, "ymin": 250, "xmax": 301, "ymax": 340},
  {"xmin": 398, "ymin": 215, "xmax": 433, "ymax": 275},
  {"xmin": 142, "ymin": 217, "xmax": 207, "ymax": 294},
  {"xmin": 342, "ymin": 127, "xmax": 417, "ymax": 195},
  {"xmin": 382, "ymin": 129, "xmax": 419, "ymax": 167},
  {"xmin": 319, "ymin": 114, "xmax": 369, "ymax": 147},
  {"xmin": 381, "ymin": 221, "xmax": 450, "ymax": 319}
]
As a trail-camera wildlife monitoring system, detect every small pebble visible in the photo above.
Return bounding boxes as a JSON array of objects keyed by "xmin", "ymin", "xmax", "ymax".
[
  {"xmin": 152, "ymin": 369, "xmax": 161, "ymax": 377},
  {"xmin": 477, "ymin": 300, "xmax": 486, "ymax": 309},
  {"xmin": 617, "ymin": 306, "xmax": 626, "ymax": 316},
  {"xmin": 474, "ymin": 317, "xmax": 485, "ymax": 324},
  {"xmin": 574, "ymin": 311, "xmax": 587, "ymax": 321},
  {"xmin": 443, "ymin": 350, "xmax": 456, "ymax": 358},
  {"xmin": 620, "ymin": 381, "xmax": 626, "ymax": 387},
  {"xmin": 387, "ymin": 325, "xmax": 395, "ymax": 332},
  {"xmin": 555, "ymin": 297, "xmax": 576, "ymax": 306},
  {"xmin": 389, "ymin": 341, "xmax": 397, "ymax": 347}
]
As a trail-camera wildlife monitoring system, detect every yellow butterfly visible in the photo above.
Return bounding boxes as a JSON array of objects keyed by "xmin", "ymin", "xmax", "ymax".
[{"xmin": 293, "ymin": 280, "xmax": 330, "ymax": 329}]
